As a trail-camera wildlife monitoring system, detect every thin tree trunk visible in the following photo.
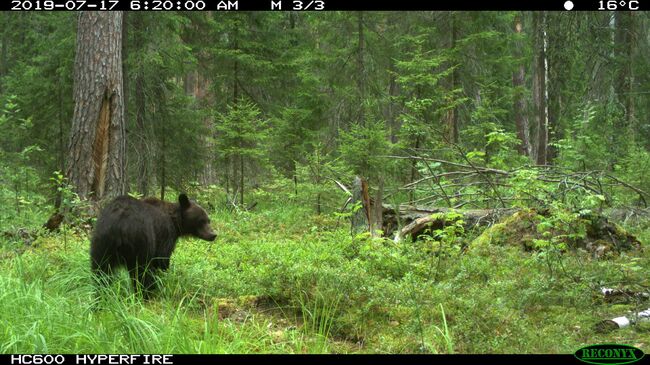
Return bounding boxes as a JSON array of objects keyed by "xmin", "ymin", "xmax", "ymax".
[
  {"xmin": 232, "ymin": 24, "xmax": 241, "ymax": 204},
  {"xmin": 388, "ymin": 61, "xmax": 398, "ymax": 143},
  {"xmin": 55, "ymin": 71, "xmax": 65, "ymax": 210},
  {"xmin": 315, "ymin": 149, "xmax": 321, "ymax": 214},
  {"xmin": 151, "ymin": 80, "xmax": 167, "ymax": 201},
  {"xmin": 351, "ymin": 176, "xmax": 370, "ymax": 235},
  {"xmin": 159, "ymin": 114, "xmax": 166, "ymax": 201},
  {"xmin": 357, "ymin": 11, "xmax": 365, "ymax": 127},
  {"xmin": 512, "ymin": 12, "xmax": 531, "ymax": 157},
  {"xmin": 447, "ymin": 12, "xmax": 460, "ymax": 144},
  {"xmin": 614, "ymin": 11, "xmax": 634, "ymax": 140},
  {"xmin": 225, "ymin": 157, "xmax": 230, "ymax": 197},
  {"xmin": 290, "ymin": 11, "xmax": 299, "ymax": 195},
  {"xmin": 157, "ymin": 84, "xmax": 166, "ymax": 201},
  {"xmin": 409, "ymin": 136, "xmax": 420, "ymax": 203},
  {"xmin": 133, "ymin": 15, "xmax": 149, "ymax": 196},
  {"xmin": 67, "ymin": 12, "xmax": 126, "ymax": 201},
  {"xmin": 533, "ymin": 11, "xmax": 549, "ymax": 166},
  {"xmin": 240, "ymin": 152, "xmax": 244, "ymax": 206},
  {"xmin": 0, "ymin": 13, "xmax": 7, "ymax": 94}
]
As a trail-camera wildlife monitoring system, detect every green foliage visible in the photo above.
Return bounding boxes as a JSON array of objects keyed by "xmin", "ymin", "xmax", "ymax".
[
  {"xmin": 158, "ymin": 87, "xmax": 211, "ymax": 192},
  {"xmin": 213, "ymin": 99, "xmax": 269, "ymax": 204},
  {"xmin": 214, "ymin": 100, "xmax": 269, "ymax": 164},
  {"xmin": 466, "ymin": 123, "xmax": 527, "ymax": 170},
  {"xmin": 0, "ymin": 13, "xmax": 75, "ymax": 185},
  {"xmin": 293, "ymin": 142, "xmax": 351, "ymax": 214},
  {"xmin": 507, "ymin": 168, "xmax": 552, "ymax": 207},
  {"xmin": 269, "ymin": 107, "xmax": 313, "ymax": 177},
  {"xmin": 298, "ymin": 289, "xmax": 342, "ymax": 352},
  {"xmin": 419, "ymin": 211, "xmax": 466, "ymax": 282},
  {"xmin": 394, "ymin": 32, "xmax": 458, "ymax": 148},
  {"xmin": 339, "ymin": 121, "xmax": 392, "ymax": 181},
  {"xmin": 554, "ymin": 104, "xmax": 615, "ymax": 171},
  {"xmin": 0, "ymin": 96, "xmax": 45, "ymax": 229},
  {"xmin": 618, "ymin": 145, "xmax": 650, "ymax": 205}
]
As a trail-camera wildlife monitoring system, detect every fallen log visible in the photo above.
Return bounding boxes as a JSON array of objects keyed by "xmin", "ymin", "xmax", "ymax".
[
  {"xmin": 382, "ymin": 204, "xmax": 517, "ymax": 240},
  {"xmin": 344, "ymin": 179, "xmax": 645, "ymax": 250}
]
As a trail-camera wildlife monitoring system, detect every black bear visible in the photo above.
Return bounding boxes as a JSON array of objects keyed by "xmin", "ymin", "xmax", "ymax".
[{"xmin": 90, "ymin": 193, "xmax": 216, "ymax": 297}]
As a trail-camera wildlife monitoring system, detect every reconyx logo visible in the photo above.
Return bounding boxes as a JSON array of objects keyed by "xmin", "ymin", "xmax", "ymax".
[{"xmin": 575, "ymin": 344, "xmax": 645, "ymax": 365}]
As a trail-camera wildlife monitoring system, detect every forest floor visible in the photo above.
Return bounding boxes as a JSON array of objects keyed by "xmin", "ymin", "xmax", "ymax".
[{"xmin": 1, "ymin": 198, "xmax": 650, "ymax": 354}]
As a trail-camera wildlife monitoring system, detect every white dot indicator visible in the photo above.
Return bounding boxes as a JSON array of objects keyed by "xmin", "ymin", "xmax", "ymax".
[{"xmin": 564, "ymin": 0, "xmax": 574, "ymax": 10}]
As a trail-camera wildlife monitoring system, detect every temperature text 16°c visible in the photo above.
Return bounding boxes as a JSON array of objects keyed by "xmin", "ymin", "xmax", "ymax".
[{"xmin": 598, "ymin": 0, "xmax": 640, "ymax": 10}]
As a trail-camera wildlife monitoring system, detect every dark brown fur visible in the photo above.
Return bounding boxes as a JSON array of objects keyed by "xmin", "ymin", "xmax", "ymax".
[{"xmin": 90, "ymin": 193, "xmax": 216, "ymax": 297}]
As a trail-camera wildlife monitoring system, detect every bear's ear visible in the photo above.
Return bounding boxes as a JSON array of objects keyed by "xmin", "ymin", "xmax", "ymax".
[{"xmin": 179, "ymin": 193, "xmax": 191, "ymax": 210}]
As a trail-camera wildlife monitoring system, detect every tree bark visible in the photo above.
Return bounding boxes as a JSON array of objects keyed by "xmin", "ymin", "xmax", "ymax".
[
  {"xmin": 357, "ymin": 11, "xmax": 365, "ymax": 127},
  {"xmin": 133, "ymin": 14, "xmax": 149, "ymax": 196},
  {"xmin": 122, "ymin": 11, "xmax": 129, "ymax": 150},
  {"xmin": 447, "ymin": 12, "xmax": 460, "ymax": 144},
  {"xmin": 240, "ymin": 148, "xmax": 245, "ymax": 206},
  {"xmin": 232, "ymin": 22, "xmax": 243, "ymax": 205},
  {"xmin": 545, "ymin": 13, "xmax": 564, "ymax": 163},
  {"xmin": 408, "ymin": 136, "xmax": 420, "ymax": 203},
  {"xmin": 614, "ymin": 11, "xmax": 635, "ymax": 141},
  {"xmin": 55, "ymin": 71, "xmax": 65, "ymax": 209},
  {"xmin": 372, "ymin": 178, "xmax": 384, "ymax": 236},
  {"xmin": 533, "ymin": 11, "xmax": 549, "ymax": 166},
  {"xmin": 66, "ymin": 12, "xmax": 126, "ymax": 201},
  {"xmin": 156, "ymin": 84, "xmax": 167, "ymax": 201},
  {"xmin": 512, "ymin": 13, "xmax": 531, "ymax": 157},
  {"xmin": 351, "ymin": 176, "xmax": 371, "ymax": 235},
  {"xmin": 0, "ymin": 13, "xmax": 7, "ymax": 94},
  {"xmin": 388, "ymin": 61, "xmax": 398, "ymax": 144}
]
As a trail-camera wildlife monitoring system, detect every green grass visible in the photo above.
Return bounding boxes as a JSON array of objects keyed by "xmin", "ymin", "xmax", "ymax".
[{"xmin": 1, "ymin": 202, "xmax": 650, "ymax": 353}]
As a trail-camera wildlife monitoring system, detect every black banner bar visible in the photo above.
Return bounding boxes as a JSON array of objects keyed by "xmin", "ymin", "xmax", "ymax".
[
  {"xmin": 3, "ymin": 0, "xmax": 645, "ymax": 12},
  {"xmin": 0, "ymin": 354, "xmax": 588, "ymax": 365}
]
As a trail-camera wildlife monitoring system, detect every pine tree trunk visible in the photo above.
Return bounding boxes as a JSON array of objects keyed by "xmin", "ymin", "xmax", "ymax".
[
  {"xmin": 289, "ymin": 11, "xmax": 299, "ymax": 196},
  {"xmin": 614, "ymin": 12, "xmax": 634, "ymax": 141},
  {"xmin": 357, "ymin": 11, "xmax": 365, "ymax": 127},
  {"xmin": 0, "ymin": 13, "xmax": 7, "ymax": 94},
  {"xmin": 240, "ymin": 152, "xmax": 244, "ymax": 206},
  {"xmin": 122, "ymin": 11, "xmax": 129, "ymax": 147},
  {"xmin": 447, "ymin": 12, "xmax": 459, "ymax": 144},
  {"xmin": 55, "ymin": 72, "xmax": 65, "ymax": 210},
  {"xmin": 409, "ymin": 136, "xmax": 420, "ymax": 203},
  {"xmin": 512, "ymin": 13, "xmax": 531, "ymax": 157},
  {"xmin": 66, "ymin": 12, "xmax": 126, "ymax": 201},
  {"xmin": 150, "ymin": 82, "xmax": 167, "ymax": 201},
  {"xmin": 533, "ymin": 11, "xmax": 549, "ymax": 166},
  {"xmin": 388, "ymin": 61, "xmax": 398, "ymax": 143},
  {"xmin": 133, "ymin": 15, "xmax": 149, "ymax": 196},
  {"xmin": 232, "ymin": 24, "xmax": 241, "ymax": 204},
  {"xmin": 351, "ymin": 176, "xmax": 370, "ymax": 235},
  {"xmin": 157, "ymin": 84, "xmax": 166, "ymax": 201}
]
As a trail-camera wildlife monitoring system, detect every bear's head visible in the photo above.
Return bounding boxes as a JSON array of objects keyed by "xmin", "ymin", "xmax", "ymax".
[{"xmin": 179, "ymin": 193, "xmax": 217, "ymax": 241}]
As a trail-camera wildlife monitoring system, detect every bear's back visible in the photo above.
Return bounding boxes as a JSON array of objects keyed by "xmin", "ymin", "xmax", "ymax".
[{"xmin": 92, "ymin": 196, "xmax": 177, "ymax": 257}]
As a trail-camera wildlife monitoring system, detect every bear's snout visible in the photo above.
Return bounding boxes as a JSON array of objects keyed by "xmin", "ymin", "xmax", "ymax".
[{"xmin": 198, "ymin": 226, "xmax": 217, "ymax": 241}]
